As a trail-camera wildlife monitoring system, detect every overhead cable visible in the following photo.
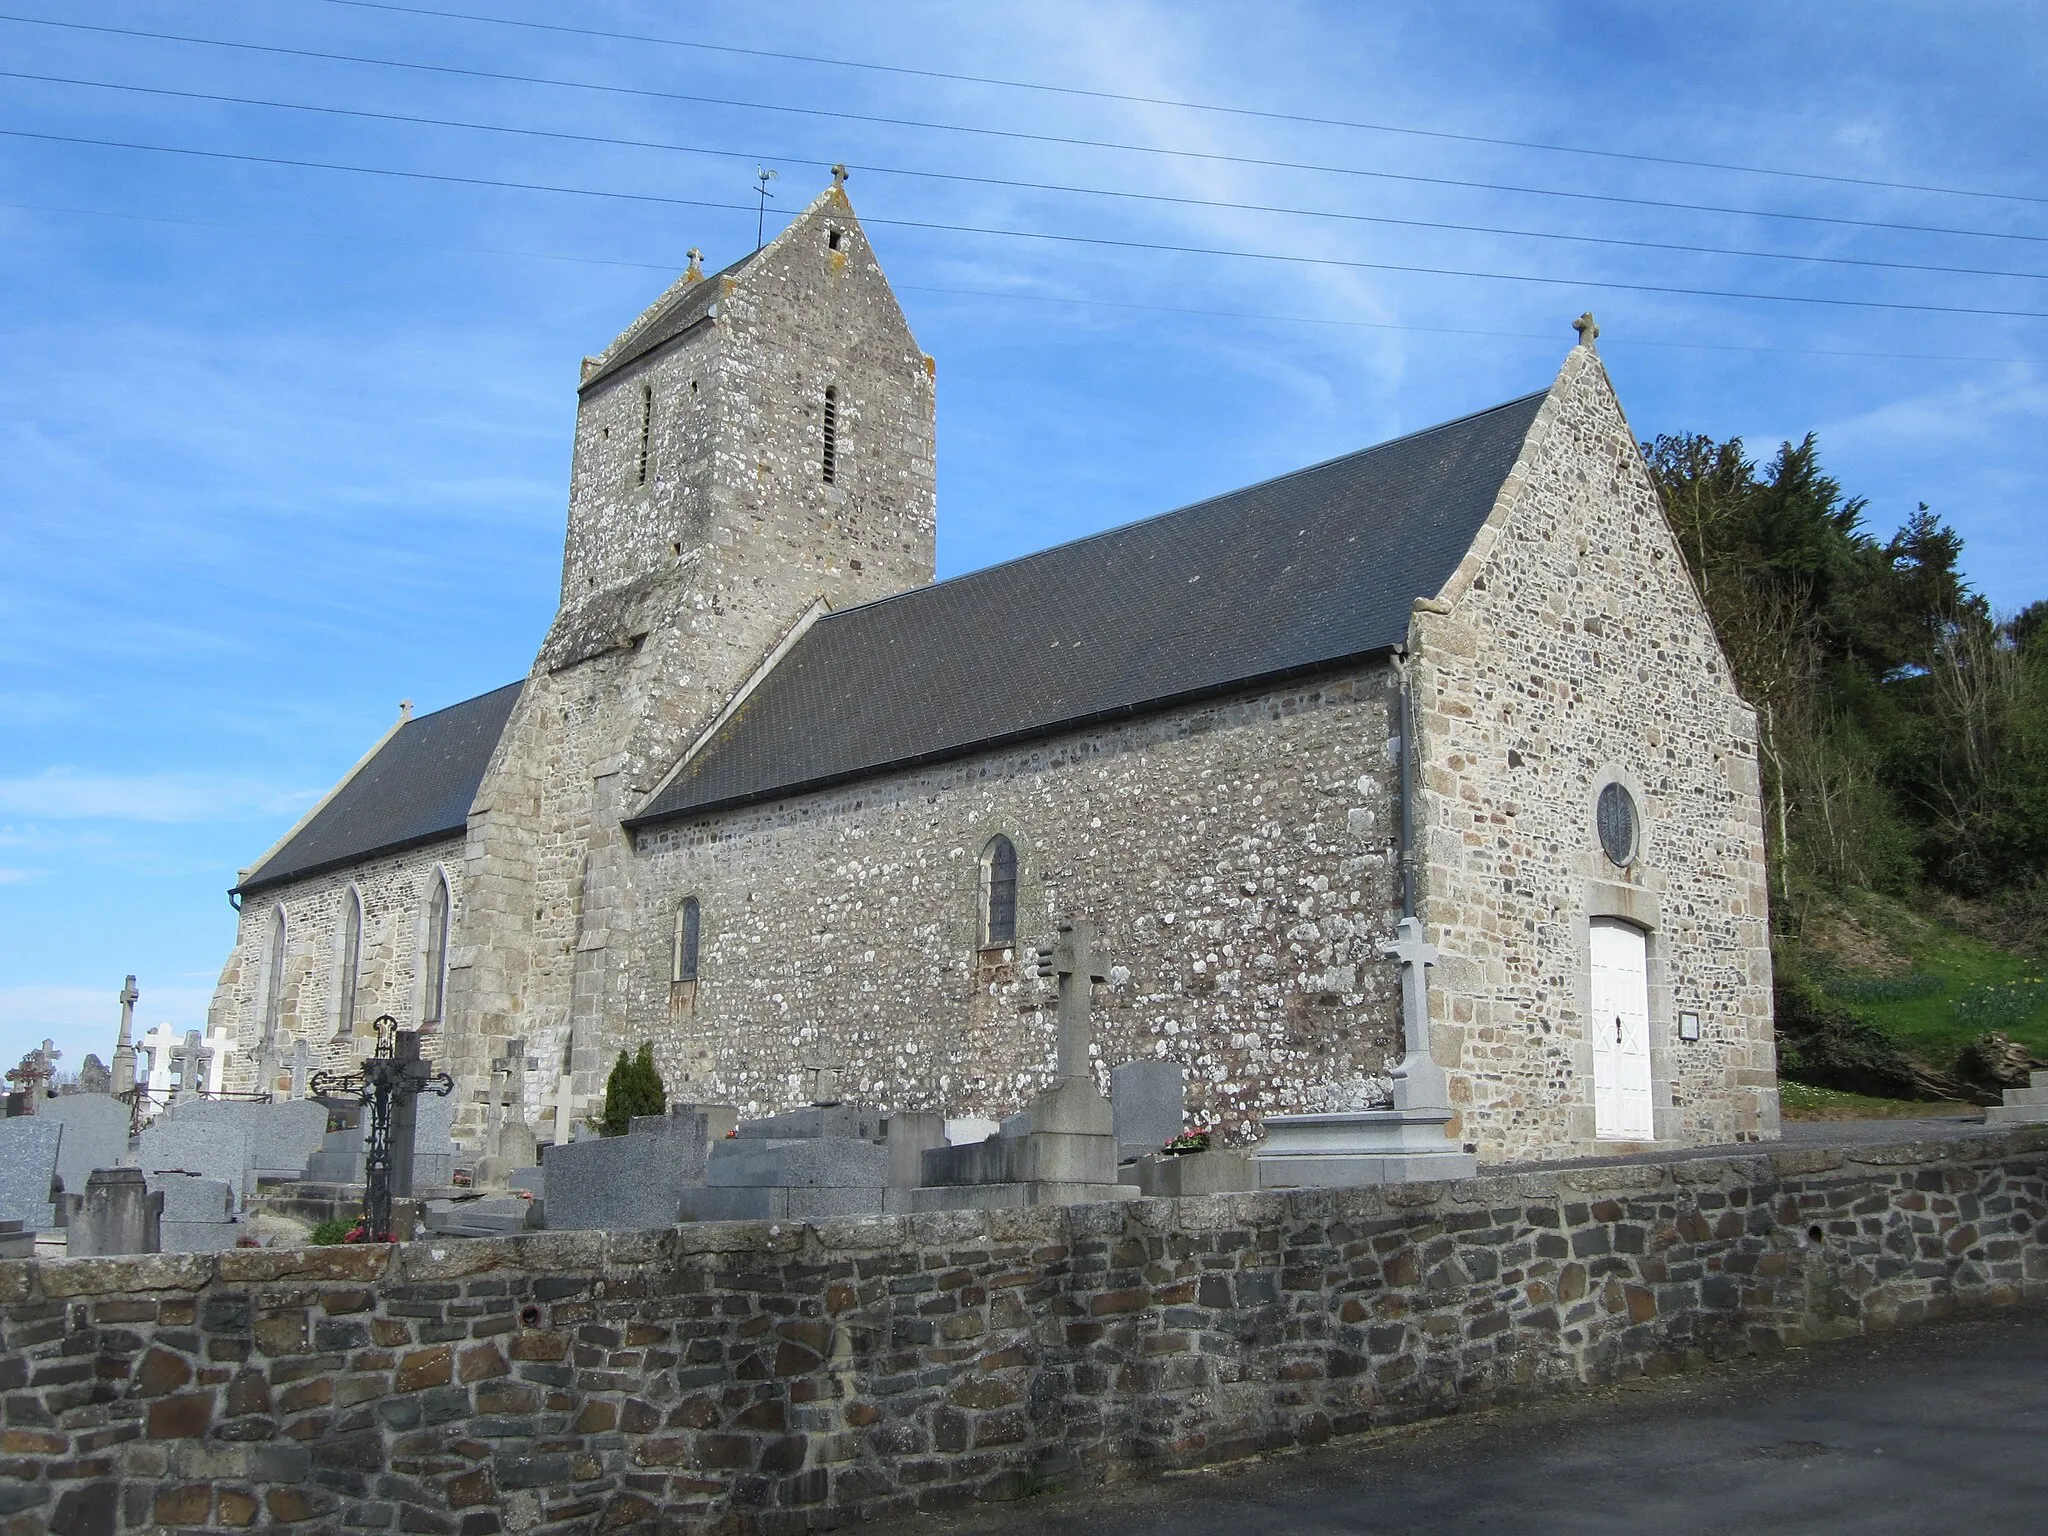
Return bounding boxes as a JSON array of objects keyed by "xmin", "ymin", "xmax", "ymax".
[
  {"xmin": 8, "ymin": 67, "xmax": 2046, "ymax": 284},
  {"xmin": 8, "ymin": 125, "xmax": 2048, "ymax": 320},
  {"xmin": 2, "ymin": 12, "xmax": 2045, "ymax": 248}
]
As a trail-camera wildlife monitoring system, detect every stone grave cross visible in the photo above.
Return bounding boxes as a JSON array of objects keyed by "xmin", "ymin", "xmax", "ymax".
[
  {"xmin": 491, "ymin": 1038, "xmax": 538, "ymax": 1161},
  {"xmin": 289, "ymin": 1039, "xmax": 313, "ymax": 1101},
  {"xmin": 1034, "ymin": 919, "xmax": 1109, "ymax": 1081},
  {"xmin": 140, "ymin": 1023, "xmax": 179, "ymax": 1104},
  {"xmin": 112, "ymin": 975, "xmax": 139, "ymax": 1098},
  {"xmin": 170, "ymin": 1029, "xmax": 208, "ymax": 1099},
  {"xmin": 801, "ymin": 1046, "xmax": 846, "ymax": 1107},
  {"xmin": 1381, "ymin": 916, "xmax": 1448, "ymax": 1111},
  {"xmin": 5, "ymin": 1039, "xmax": 60, "ymax": 1110},
  {"xmin": 201, "ymin": 1025, "xmax": 238, "ymax": 1096}
]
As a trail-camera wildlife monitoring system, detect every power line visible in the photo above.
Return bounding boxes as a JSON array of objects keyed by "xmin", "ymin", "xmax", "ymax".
[
  {"xmin": 11, "ymin": 67, "xmax": 2048, "ymax": 285},
  {"xmin": 9, "ymin": 125, "xmax": 2048, "ymax": 321},
  {"xmin": 317, "ymin": 0, "xmax": 2048, "ymax": 210},
  {"xmin": 6, "ymin": 196, "xmax": 2030, "ymax": 364},
  {"xmin": 4, "ymin": 12, "xmax": 2046, "ymax": 250}
]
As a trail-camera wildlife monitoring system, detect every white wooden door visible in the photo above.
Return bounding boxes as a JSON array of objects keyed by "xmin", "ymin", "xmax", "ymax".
[{"xmin": 1590, "ymin": 919, "xmax": 1655, "ymax": 1140}]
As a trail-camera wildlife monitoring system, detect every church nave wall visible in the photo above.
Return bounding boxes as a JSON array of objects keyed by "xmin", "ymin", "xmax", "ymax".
[
  {"xmin": 625, "ymin": 664, "xmax": 1408, "ymax": 1143},
  {"xmin": 206, "ymin": 839, "xmax": 466, "ymax": 1094}
]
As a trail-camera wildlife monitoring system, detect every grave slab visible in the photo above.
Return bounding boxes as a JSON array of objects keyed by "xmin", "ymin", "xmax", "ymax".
[
  {"xmin": 137, "ymin": 1119, "xmax": 251, "ymax": 1204},
  {"xmin": 150, "ymin": 1172, "xmax": 240, "ymax": 1253},
  {"xmin": 539, "ymin": 1131, "xmax": 710, "ymax": 1231}
]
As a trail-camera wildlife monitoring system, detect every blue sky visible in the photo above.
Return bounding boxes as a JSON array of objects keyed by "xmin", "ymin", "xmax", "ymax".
[{"xmin": 3, "ymin": 1, "xmax": 2043, "ymax": 1077}]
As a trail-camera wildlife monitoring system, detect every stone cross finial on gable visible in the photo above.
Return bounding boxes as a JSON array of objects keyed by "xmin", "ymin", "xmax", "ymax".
[
  {"xmin": 830, "ymin": 163, "xmax": 849, "ymax": 188},
  {"xmin": 684, "ymin": 247, "xmax": 704, "ymax": 282},
  {"xmin": 1033, "ymin": 919, "xmax": 1109, "ymax": 1080},
  {"xmin": 1573, "ymin": 311, "xmax": 1599, "ymax": 352}
]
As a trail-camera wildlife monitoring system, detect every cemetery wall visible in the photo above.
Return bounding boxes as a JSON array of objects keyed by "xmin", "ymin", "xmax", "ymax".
[
  {"xmin": 7, "ymin": 1129, "xmax": 2035, "ymax": 1536},
  {"xmin": 208, "ymin": 840, "xmax": 468, "ymax": 1095},
  {"xmin": 629, "ymin": 664, "xmax": 1407, "ymax": 1140},
  {"xmin": 1410, "ymin": 345, "xmax": 1777, "ymax": 1162}
]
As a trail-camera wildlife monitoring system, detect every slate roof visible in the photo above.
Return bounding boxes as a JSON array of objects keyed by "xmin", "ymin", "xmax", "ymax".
[
  {"xmin": 630, "ymin": 388, "xmax": 1549, "ymax": 827},
  {"xmin": 235, "ymin": 681, "xmax": 525, "ymax": 896},
  {"xmin": 578, "ymin": 253, "xmax": 756, "ymax": 395}
]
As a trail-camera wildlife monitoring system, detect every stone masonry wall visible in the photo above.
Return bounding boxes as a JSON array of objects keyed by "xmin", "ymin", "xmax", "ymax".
[
  {"xmin": 443, "ymin": 185, "xmax": 937, "ymax": 1142},
  {"xmin": 206, "ymin": 840, "xmax": 466, "ymax": 1095},
  {"xmin": 627, "ymin": 665, "xmax": 1406, "ymax": 1139},
  {"xmin": 2, "ymin": 1130, "xmax": 2042, "ymax": 1536},
  {"xmin": 1411, "ymin": 344, "xmax": 1776, "ymax": 1164}
]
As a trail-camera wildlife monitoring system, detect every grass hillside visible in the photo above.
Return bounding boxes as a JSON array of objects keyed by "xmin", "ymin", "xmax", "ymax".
[{"xmin": 1777, "ymin": 887, "xmax": 2048, "ymax": 1110}]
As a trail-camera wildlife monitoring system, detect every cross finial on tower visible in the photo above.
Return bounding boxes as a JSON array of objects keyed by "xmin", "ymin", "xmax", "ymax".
[
  {"xmin": 684, "ymin": 247, "xmax": 703, "ymax": 282},
  {"xmin": 399, "ymin": 699, "xmax": 413, "ymax": 721},
  {"xmin": 830, "ymin": 163, "xmax": 848, "ymax": 189},
  {"xmin": 1573, "ymin": 311, "xmax": 1600, "ymax": 352}
]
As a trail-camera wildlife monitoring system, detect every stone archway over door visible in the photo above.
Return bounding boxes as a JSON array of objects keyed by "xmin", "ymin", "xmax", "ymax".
[{"xmin": 1590, "ymin": 918, "xmax": 1654, "ymax": 1139}]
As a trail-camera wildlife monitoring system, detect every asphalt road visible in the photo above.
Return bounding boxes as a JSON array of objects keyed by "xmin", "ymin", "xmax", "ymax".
[{"xmin": 892, "ymin": 1312, "xmax": 2048, "ymax": 1535}]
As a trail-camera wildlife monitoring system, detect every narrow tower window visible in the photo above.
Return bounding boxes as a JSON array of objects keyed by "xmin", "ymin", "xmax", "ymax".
[
  {"xmin": 821, "ymin": 386, "xmax": 838, "ymax": 486},
  {"xmin": 337, "ymin": 887, "xmax": 363, "ymax": 1039},
  {"xmin": 422, "ymin": 872, "xmax": 451, "ymax": 1028},
  {"xmin": 671, "ymin": 896, "xmax": 702, "ymax": 984},
  {"xmin": 979, "ymin": 836, "xmax": 1017, "ymax": 949},
  {"xmin": 827, "ymin": 227, "xmax": 844, "ymax": 251},
  {"xmin": 636, "ymin": 382, "xmax": 653, "ymax": 485}
]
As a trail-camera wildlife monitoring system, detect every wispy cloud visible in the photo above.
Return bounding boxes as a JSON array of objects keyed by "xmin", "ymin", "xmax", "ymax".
[
  {"xmin": 0, "ymin": 770, "xmax": 317, "ymax": 824},
  {"xmin": 0, "ymin": 868, "xmax": 31, "ymax": 884}
]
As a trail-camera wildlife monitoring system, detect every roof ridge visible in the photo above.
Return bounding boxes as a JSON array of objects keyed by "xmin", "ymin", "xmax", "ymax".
[
  {"xmin": 402, "ymin": 678, "xmax": 525, "ymax": 726},
  {"xmin": 810, "ymin": 387, "xmax": 1552, "ymax": 632}
]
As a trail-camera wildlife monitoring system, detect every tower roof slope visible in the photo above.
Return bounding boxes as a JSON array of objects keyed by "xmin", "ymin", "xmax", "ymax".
[
  {"xmin": 235, "ymin": 681, "xmax": 524, "ymax": 896},
  {"xmin": 632, "ymin": 388, "xmax": 1548, "ymax": 826}
]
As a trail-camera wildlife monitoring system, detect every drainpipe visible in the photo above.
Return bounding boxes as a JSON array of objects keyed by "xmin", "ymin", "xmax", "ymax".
[{"xmin": 1393, "ymin": 650, "xmax": 1417, "ymax": 920}]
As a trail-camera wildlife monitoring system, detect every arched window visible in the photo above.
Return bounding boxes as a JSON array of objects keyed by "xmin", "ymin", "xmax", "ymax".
[
  {"xmin": 821, "ymin": 386, "xmax": 839, "ymax": 485},
  {"xmin": 979, "ymin": 836, "xmax": 1017, "ymax": 949},
  {"xmin": 671, "ymin": 896, "xmax": 702, "ymax": 984},
  {"xmin": 635, "ymin": 382, "xmax": 654, "ymax": 485},
  {"xmin": 422, "ymin": 872, "xmax": 451, "ymax": 1028},
  {"xmin": 336, "ymin": 887, "xmax": 363, "ymax": 1039},
  {"xmin": 262, "ymin": 906, "xmax": 288, "ymax": 1036}
]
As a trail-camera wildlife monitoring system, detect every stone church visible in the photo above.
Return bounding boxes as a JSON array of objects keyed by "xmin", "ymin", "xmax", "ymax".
[{"xmin": 208, "ymin": 178, "xmax": 1779, "ymax": 1166}]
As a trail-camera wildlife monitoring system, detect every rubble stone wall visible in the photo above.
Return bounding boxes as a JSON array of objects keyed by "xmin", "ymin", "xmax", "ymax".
[
  {"xmin": 1411, "ymin": 345, "xmax": 1777, "ymax": 1163},
  {"xmin": 628, "ymin": 665, "xmax": 1406, "ymax": 1138},
  {"xmin": 5, "ymin": 1132, "xmax": 2039, "ymax": 1536}
]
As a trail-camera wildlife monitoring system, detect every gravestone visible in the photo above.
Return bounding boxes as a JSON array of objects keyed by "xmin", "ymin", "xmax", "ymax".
[
  {"xmin": 76, "ymin": 1054, "xmax": 113, "ymax": 1096},
  {"xmin": 303, "ymin": 1114, "xmax": 365, "ymax": 1185},
  {"xmin": 67, "ymin": 1167, "xmax": 162, "ymax": 1256},
  {"xmin": 289, "ymin": 1040, "xmax": 312, "ymax": 1101},
  {"xmin": 44, "ymin": 1092, "xmax": 131, "ymax": 1197},
  {"xmin": 411, "ymin": 1088, "xmax": 458, "ymax": 1189},
  {"xmin": 1110, "ymin": 1060, "xmax": 1186, "ymax": 1163},
  {"xmin": 0, "ymin": 1117, "xmax": 64, "ymax": 1230},
  {"xmin": 685, "ymin": 1134, "xmax": 892, "ymax": 1223},
  {"xmin": 476, "ymin": 1039, "xmax": 539, "ymax": 1187},
  {"xmin": 146, "ymin": 1099, "xmax": 326, "ymax": 1188},
  {"xmin": 915, "ymin": 920, "xmax": 1134, "ymax": 1211},
  {"xmin": 137, "ymin": 1117, "xmax": 251, "ymax": 1204},
  {"xmin": 541, "ymin": 1104, "xmax": 727, "ymax": 1231},
  {"xmin": 201, "ymin": 1026, "xmax": 238, "ymax": 1096},
  {"xmin": 151, "ymin": 1172, "xmax": 239, "ymax": 1253},
  {"xmin": 1255, "ymin": 917, "xmax": 1478, "ymax": 1187}
]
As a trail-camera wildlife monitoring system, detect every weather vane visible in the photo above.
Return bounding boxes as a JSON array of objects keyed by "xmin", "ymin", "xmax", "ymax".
[{"xmin": 754, "ymin": 166, "xmax": 779, "ymax": 252}]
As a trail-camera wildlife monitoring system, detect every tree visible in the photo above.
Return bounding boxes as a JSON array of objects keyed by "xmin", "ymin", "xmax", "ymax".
[{"xmin": 600, "ymin": 1043, "xmax": 666, "ymax": 1136}]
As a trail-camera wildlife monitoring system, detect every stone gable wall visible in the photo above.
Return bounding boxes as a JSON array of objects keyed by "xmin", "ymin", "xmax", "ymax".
[
  {"xmin": 627, "ymin": 666, "xmax": 1406, "ymax": 1137},
  {"xmin": 206, "ymin": 841, "xmax": 465, "ymax": 1095},
  {"xmin": 3, "ymin": 1131, "xmax": 2041, "ymax": 1536},
  {"xmin": 1411, "ymin": 346, "xmax": 1776, "ymax": 1164},
  {"xmin": 440, "ymin": 189, "xmax": 938, "ymax": 1140}
]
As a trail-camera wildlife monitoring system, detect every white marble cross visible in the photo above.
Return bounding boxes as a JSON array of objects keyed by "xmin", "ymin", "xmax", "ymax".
[
  {"xmin": 1380, "ymin": 916, "xmax": 1449, "ymax": 1112},
  {"xmin": 140, "ymin": 1023, "xmax": 180, "ymax": 1100},
  {"xmin": 201, "ymin": 1026, "xmax": 238, "ymax": 1096}
]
